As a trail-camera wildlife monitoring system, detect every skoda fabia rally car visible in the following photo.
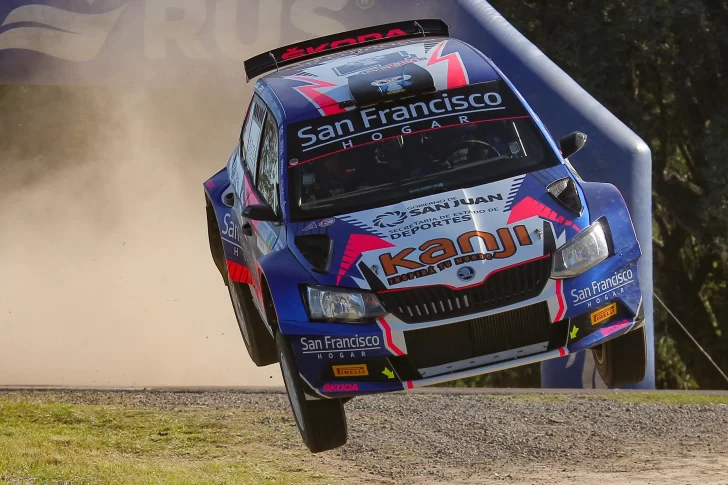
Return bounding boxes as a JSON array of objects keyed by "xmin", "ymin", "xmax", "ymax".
[{"xmin": 204, "ymin": 20, "xmax": 646, "ymax": 452}]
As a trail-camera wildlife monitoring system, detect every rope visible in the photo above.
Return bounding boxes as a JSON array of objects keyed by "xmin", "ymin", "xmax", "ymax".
[{"xmin": 654, "ymin": 293, "xmax": 728, "ymax": 387}]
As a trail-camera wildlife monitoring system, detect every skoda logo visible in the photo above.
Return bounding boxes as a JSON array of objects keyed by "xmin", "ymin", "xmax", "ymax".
[
  {"xmin": 372, "ymin": 210, "xmax": 407, "ymax": 228},
  {"xmin": 457, "ymin": 266, "xmax": 476, "ymax": 282}
]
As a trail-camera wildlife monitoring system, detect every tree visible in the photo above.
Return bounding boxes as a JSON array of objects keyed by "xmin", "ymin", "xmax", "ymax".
[{"xmin": 482, "ymin": 0, "xmax": 728, "ymax": 389}]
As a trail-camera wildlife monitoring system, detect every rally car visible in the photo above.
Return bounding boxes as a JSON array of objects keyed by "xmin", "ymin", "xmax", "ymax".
[{"xmin": 204, "ymin": 19, "xmax": 646, "ymax": 453}]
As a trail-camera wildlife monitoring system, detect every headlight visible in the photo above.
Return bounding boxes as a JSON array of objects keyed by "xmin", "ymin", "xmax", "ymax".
[
  {"xmin": 305, "ymin": 286, "xmax": 387, "ymax": 323},
  {"xmin": 552, "ymin": 220, "xmax": 610, "ymax": 278}
]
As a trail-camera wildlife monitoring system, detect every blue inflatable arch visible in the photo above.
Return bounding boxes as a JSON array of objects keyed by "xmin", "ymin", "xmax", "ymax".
[
  {"xmin": 0, "ymin": 0, "xmax": 654, "ymax": 388},
  {"xmin": 350, "ymin": 0, "xmax": 654, "ymax": 388}
]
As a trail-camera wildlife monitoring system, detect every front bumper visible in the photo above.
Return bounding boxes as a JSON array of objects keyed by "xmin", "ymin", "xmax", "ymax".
[
  {"xmin": 325, "ymin": 347, "xmax": 569, "ymax": 397},
  {"xmin": 286, "ymin": 260, "xmax": 643, "ymax": 399}
]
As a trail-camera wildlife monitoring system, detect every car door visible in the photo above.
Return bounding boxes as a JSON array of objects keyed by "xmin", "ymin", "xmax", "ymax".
[
  {"xmin": 250, "ymin": 108, "xmax": 282, "ymax": 267},
  {"xmin": 232, "ymin": 96, "xmax": 266, "ymax": 297},
  {"xmin": 239, "ymin": 101, "xmax": 282, "ymax": 312}
]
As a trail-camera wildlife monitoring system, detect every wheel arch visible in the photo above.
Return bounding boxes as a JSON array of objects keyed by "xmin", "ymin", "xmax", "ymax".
[
  {"xmin": 258, "ymin": 274, "xmax": 280, "ymax": 336},
  {"xmin": 579, "ymin": 180, "xmax": 641, "ymax": 255},
  {"xmin": 205, "ymin": 192, "xmax": 228, "ymax": 285},
  {"xmin": 256, "ymin": 249, "xmax": 319, "ymax": 330},
  {"xmin": 203, "ymin": 167, "xmax": 239, "ymax": 285}
]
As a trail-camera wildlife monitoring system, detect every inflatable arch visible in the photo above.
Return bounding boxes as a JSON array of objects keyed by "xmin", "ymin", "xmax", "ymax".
[{"xmin": 0, "ymin": 0, "xmax": 654, "ymax": 388}]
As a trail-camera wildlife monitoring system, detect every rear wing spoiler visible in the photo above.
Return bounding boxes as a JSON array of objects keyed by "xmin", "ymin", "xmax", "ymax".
[{"xmin": 243, "ymin": 19, "xmax": 449, "ymax": 82}]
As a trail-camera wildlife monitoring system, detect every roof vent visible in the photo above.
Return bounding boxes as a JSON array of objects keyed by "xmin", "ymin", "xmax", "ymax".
[{"xmin": 348, "ymin": 63, "xmax": 435, "ymax": 106}]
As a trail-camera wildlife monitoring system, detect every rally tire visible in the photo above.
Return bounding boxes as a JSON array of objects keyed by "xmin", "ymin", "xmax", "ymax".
[
  {"xmin": 593, "ymin": 326, "xmax": 647, "ymax": 388},
  {"xmin": 228, "ymin": 280, "xmax": 277, "ymax": 366},
  {"xmin": 277, "ymin": 332, "xmax": 348, "ymax": 453}
]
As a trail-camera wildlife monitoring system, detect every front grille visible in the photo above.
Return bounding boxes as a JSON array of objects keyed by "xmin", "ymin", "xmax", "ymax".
[
  {"xmin": 403, "ymin": 302, "xmax": 553, "ymax": 371},
  {"xmin": 379, "ymin": 257, "xmax": 552, "ymax": 323}
]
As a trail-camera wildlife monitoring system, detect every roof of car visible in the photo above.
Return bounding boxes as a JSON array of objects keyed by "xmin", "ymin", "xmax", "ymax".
[{"xmin": 258, "ymin": 37, "xmax": 502, "ymax": 124}]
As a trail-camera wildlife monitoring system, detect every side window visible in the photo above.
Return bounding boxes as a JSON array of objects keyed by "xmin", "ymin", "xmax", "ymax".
[
  {"xmin": 256, "ymin": 113, "xmax": 280, "ymax": 214},
  {"xmin": 241, "ymin": 97, "xmax": 266, "ymax": 182},
  {"xmin": 239, "ymin": 98, "xmax": 253, "ymax": 162}
]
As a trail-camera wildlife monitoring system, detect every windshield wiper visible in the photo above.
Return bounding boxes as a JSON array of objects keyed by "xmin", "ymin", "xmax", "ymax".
[
  {"xmin": 444, "ymin": 154, "xmax": 513, "ymax": 174},
  {"xmin": 300, "ymin": 156, "xmax": 512, "ymax": 211},
  {"xmin": 300, "ymin": 182, "xmax": 397, "ymax": 209},
  {"xmin": 391, "ymin": 155, "xmax": 512, "ymax": 192}
]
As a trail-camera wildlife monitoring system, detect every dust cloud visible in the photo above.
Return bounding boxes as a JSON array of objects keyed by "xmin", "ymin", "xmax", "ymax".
[
  {"xmin": 1, "ymin": 0, "xmax": 366, "ymax": 388},
  {"xmin": 0, "ymin": 81, "xmax": 284, "ymax": 387}
]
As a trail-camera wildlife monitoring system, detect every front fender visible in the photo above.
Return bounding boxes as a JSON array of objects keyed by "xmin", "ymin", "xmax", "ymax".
[
  {"xmin": 258, "ymin": 248, "xmax": 318, "ymax": 325},
  {"xmin": 580, "ymin": 180, "xmax": 640, "ymax": 254},
  {"xmin": 204, "ymin": 167, "xmax": 244, "ymax": 283},
  {"xmin": 561, "ymin": 180, "xmax": 643, "ymax": 318}
]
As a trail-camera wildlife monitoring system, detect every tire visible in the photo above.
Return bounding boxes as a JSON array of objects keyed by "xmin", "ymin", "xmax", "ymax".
[
  {"xmin": 228, "ymin": 280, "xmax": 277, "ymax": 366},
  {"xmin": 593, "ymin": 325, "xmax": 647, "ymax": 388},
  {"xmin": 277, "ymin": 332, "xmax": 348, "ymax": 453}
]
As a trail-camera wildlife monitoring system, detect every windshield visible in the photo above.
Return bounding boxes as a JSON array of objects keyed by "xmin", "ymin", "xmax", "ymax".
[{"xmin": 287, "ymin": 81, "xmax": 559, "ymax": 220}]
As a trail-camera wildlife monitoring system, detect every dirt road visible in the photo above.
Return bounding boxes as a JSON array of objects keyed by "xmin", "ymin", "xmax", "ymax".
[{"xmin": 5, "ymin": 388, "xmax": 726, "ymax": 484}]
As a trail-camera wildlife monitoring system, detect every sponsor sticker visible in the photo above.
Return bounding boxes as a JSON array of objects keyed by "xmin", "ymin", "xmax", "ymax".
[
  {"xmin": 590, "ymin": 303, "xmax": 617, "ymax": 326},
  {"xmin": 300, "ymin": 335, "xmax": 382, "ymax": 360},
  {"xmin": 332, "ymin": 364, "xmax": 369, "ymax": 377},
  {"xmin": 378, "ymin": 224, "xmax": 535, "ymax": 285},
  {"xmin": 570, "ymin": 269, "xmax": 635, "ymax": 308},
  {"xmin": 323, "ymin": 383, "xmax": 359, "ymax": 392},
  {"xmin": 373, "ymin": 195, "xmax": 504, "ymax": 239},
  {"xmin": 280, "ymin": 28, "xmax": 409, "ymax": 62},
  {"xmin": 287, "ymin": 80, "xmax": 528, "ymax": 164},
  {"xmin": 331, "ymin": 51, "xmax": 421, "ymax": 77},
  {"xmin": 319, "ymin": 218, "xmax": 336, "ymax": 228},
  {"xmin": 222, "ymin": 213, "xmax": 243, "ymax": 245},
  {"xmin": 370, "ymin": 73, "xmax": 412, "ymax": 94},
  {"xmin": 373, "ymin": 210, "xmax": 408, "ymax": 228}
]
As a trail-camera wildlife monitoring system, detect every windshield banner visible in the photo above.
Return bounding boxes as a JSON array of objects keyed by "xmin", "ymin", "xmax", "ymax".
[{"xmin": 286, "ymin": 80, "xmax": 529, "ymax": 166}]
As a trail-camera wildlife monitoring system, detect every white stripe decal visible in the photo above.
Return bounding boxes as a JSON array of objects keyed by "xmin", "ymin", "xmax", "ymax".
[
  {"xmin": 221, "ymin": 237, "xmax": 243, "ymax": 250},
  {"xmin": 302, "ymin": 346, "xmax": 381, "ymax": 354}
]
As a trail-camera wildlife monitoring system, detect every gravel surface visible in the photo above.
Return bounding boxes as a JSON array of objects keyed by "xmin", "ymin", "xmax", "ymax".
[{"xmin": 4, "ymin": 389, "xmax": 728, "ymax": 484}]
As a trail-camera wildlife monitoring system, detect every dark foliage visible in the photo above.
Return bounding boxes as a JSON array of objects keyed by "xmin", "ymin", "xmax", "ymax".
[{"xmin": 450, "ymin": 0, "xmax": 728, "ymax": 389}]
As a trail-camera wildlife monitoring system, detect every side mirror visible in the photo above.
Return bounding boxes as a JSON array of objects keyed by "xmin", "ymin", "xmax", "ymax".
[
  {"xmin": 243, "ymin": 203, "xmax": 277, "ymax": 222},
  {"xmin": 559, "ymin": 131, "xmax": 588, "ymax": 159}
]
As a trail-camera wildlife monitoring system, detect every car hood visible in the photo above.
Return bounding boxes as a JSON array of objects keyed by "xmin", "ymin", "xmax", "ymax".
[{"xmin": 289, "ymin": 165, "xmax": 591, "ymax": 291}]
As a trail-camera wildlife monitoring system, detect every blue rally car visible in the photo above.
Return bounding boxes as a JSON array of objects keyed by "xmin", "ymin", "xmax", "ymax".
[{"xmin": 204, "ymin": 20, "xmax": 646, "ymax": 452}]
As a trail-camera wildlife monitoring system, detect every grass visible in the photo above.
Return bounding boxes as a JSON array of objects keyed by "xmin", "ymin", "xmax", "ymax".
[
  {"xmin": 2, "ymin": 389, "xmax": 725, "ymax": 484},
  {"xmin": 0, "ymin": 393, "xmax": 334, "ymax": 485}
]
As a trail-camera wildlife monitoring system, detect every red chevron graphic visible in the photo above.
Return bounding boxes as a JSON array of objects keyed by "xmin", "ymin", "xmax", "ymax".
[
  {"xmin": 227, "ymin": 260, "xmax": 253, "ymax": 284},
  {"xmin": 287, "ymin": 76, "xmax": 347, "ymax": 116},
  {"xmin": 336, "ymin": 234, "xmax": 395, "ymax": 285},
  {"xmin": 427, "ymin": 40, "xmax": 469, "ymax": 89},
  {"xmin": 507, "ymin": 196, "xmax": 581, "ymax": 232}
]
